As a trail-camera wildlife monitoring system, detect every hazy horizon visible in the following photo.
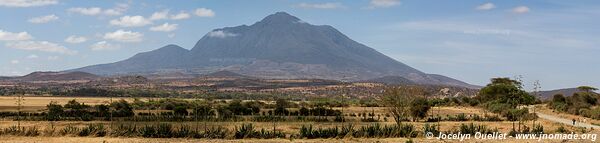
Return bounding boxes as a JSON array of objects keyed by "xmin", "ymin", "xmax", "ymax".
[{"xmin": 0, "ymin": 0, "xmax": 598, "ymax": 90}]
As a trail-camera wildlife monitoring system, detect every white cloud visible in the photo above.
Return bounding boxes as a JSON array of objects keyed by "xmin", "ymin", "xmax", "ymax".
[
  {"xmin": 90, "ymin": 41, "xmax": 120, "ymax": 51},
  {"xmin": 194, "ymin": 8, "xmax": 215, "ymax": 17},
  {"xmin": 26, "ymin": 54, "xmax": 38, "ymax": 59},
  {"xmin": 0, "ymin": 29, "xmax": 33, "ymax": 41},
  {"xmin": 0, "ymin": 0, "xmax": 58, "ymax": 7},
  {"xmin": 5, "ymin": 41, "xmax": 77, "ymax": 55},
  {"xmin": 10, "ymin": 60, "xmax": 19, "ymax": 64},
  {"xmin": 28, "ymin": 14, "xmax": 58, "ymax": 23},
  {"xmin": 47, "ymin": 56, "xmax": 58, "ymax": 60},
  {"xmin": 103, "ymin": 3, "xmax": 128, "ymax": 16},
  {"xmin": 103, "ymin": 9, "xmax": 121, "ymax": 16},
  {"xmin": 150, "ymin": 9, "xmax": 169, "ymax": 20},
  {"xmin": 68, "ymin": 7, "xmax": 102, "ymax": 15},
  {"xmin": 103, "ymin": 29, "xmax": 143, "ymax": 42},
  {"xmin": 368, "ymin": 0, "xmax": 400, "ymax": 8},
  {"xmin": 207, "ymin": 30, "xmax": 238, "ymax": 38},
  {"xmin": 476, "ymin": 3, "xmax": 495, "ymax": 10},
  {"xmin": 512, "ymin": 6, "xmax": 530, "ymax": 14},
  {"xmin": 64, "ymin": 35, "xmax": 87, "ymax": 43},
  {"xmin": 296, "ymin": 3, "xmax": 343, "ymax": 9},
  {"xmin": 150, "ymin": 23, "xmax": 178, "ymax": 32},
  {"xmin": 110, "ymin": 15, "xmax": 152, "ymax": 27},
  {"xmin": 68, "ymin": 4, "xmax": 127, "ymax": 16},
  {"xmin": 170, "ymin": 12, "xmax": 190, "ymax": 20}
]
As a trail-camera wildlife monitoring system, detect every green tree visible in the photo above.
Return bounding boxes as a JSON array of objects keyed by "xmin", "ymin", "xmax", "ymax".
[
  {"xmin": 95, "ymin": 104, "xmax": 110, "ymax": 120},
  {"xmin": 110, "ymin": 99, "xmax": 134, "ymax": 117},
  {"xmin": 46, "ymin": 101, "xmax": 63, "ymax": 121},
  {"xmin": 410, "ymin": 97, "xmax": 431, "ymax": 121},
  {"xmin": 477, "ymin": 77, "xmax": 535, "ymax": 107},
  {"xmin": 577, "ymin": 86, "xmax": 598, "ymax": 93},
  {"xmin": 173, "ymin": 106, "xmax": 188, "ymax": 116}
]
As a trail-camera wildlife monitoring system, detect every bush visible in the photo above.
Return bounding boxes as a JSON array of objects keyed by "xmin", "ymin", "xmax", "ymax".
[
  {"xmin": 423, "ymin": 123, "xmax": 439, "ymax": 136},
  {"xmin": 78, "ymin": 124, "xmax": 106, "ymax": 137},
  {"xmin": 111, "ymin": 124, "xmax": 138, "ymax": 137},
  {"xmin": 300, "ymin": 124, "xmax": 340, "ymax": 139},
  {"xmin": 235, "ymin": 123, "xmax": 284, "ymax": 139},
  {"xmin": 0, "ymin": 126, "xmax": 39, "ymax": 136},
  {"xmin": 60, "ymin": 125, "xmax": 80, "ymax": 136},
  {"xmin": 556, "ymin": 126, "xmax": 569, "ymax": 133},
  {"xmin": 352, "ymin": 123, "xmax": 417, "ymax": 138},
  {"xmin": 173, "ymin": 106, "xmax": 189, "ymax": 116},
  {"xmin": 201, "ymin": 126, "xmax": 228, "ymax": 139},
  {"xmin": 156, "ymin": 123, "xmax": 173, "ymax": 138},
  {"xmin": 458, "ymin": 123, "xmax": 496, "ymax": 135}
]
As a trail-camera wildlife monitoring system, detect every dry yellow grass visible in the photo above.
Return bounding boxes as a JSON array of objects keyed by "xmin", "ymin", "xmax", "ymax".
[
  {"xmin": 534, "ymin": 104, "xmax": 600, "ymax": 126},
  {"xmin": 0, "ymin": 136, "xmax": 595, "ymax": 143},
  {"xmin": 0, "ymin": 97, "xmax": 598, "ymax": 142},
  {"xmin": 0, "ymin": 96, "xmax": 143, "ymax": 112}
]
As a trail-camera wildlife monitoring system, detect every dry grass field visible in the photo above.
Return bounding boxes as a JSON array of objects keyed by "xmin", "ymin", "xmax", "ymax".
[
  {"xmin": 0, "ymin": 96, "xmax": 142, "ymax": 112},
  {"xmin": 0, "ymin": 96, "xmax": 598, "ymax": 142},
  {"xmin": 0, "ymin": 136, "xmax": 595, "ymax": 143}
]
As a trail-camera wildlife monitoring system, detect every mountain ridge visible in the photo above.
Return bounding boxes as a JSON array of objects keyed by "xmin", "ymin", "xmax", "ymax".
[
  {"xmin": 70, "ymin": 12, "xmax": 478, "ymax": 88},
  {"xmin": 536, "ymin": 88, "xmax": 599, "ymax": 100}
]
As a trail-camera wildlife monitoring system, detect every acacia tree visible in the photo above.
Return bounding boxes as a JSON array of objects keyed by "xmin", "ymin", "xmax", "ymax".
[
  {"xmin": 577, "ymin": 86, "xmax": 598, "ymax": 93},
  {"xmin": 383, "ymin": 86, "xmax": 426, "ymax": 124},
  {"xmin": 477, "ymin": 77, "xmax": 535, "ymax": 107}
]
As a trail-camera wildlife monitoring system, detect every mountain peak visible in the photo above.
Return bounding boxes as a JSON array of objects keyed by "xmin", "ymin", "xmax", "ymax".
[
  {"xmin": 257, "ymin": 12, "xmax": 302, "ymax": 24},
  {"xmin": 158, "ymin": 44, "xmax": 185, "ymax": 51}
]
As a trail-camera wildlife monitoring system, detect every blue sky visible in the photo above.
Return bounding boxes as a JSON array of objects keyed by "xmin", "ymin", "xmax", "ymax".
[{"xmin": 0, "ymin": 0, "xmax": 598, "ymax": 90}]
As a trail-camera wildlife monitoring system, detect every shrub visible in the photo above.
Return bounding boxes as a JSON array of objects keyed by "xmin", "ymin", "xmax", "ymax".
[
  {"xmin": 299, "ymin": 124, "xmax": 339, "ymax": 139},
  {"xmin": 139, "ymin": 125, "xmax": 156, "ymax": 137},
  {"xmin": 78, "ymin": 124, "xmax": 105, "ymax": 137},
  {"xmin": 111, "ymin": 124, "xmax": 138, "ymax": 137},
  {"xmin": 60, "ymin": 125, "xmax": 79, "ymax": 136},
  {"xmin": 0, "ymin": 126, "xmax": 39, "ymax": 136},
  {"xmin": 459, "ymin": 123, "xmax": 496, "ymax": 135},
  {"xmin": 556, "ymin": 126, "xmax": 569, "ymax": 133},
  {"xmin": 423, "ymin": 123, "xmax": 439, "ymax": 136},
  {"xmin": 174, "ymin": 125, "xmax": 195, "ymax": 138},
  {"xmin": 201, "ymin": 126, "xmax": 228, "ymax": 139},
  {"xmin": 156, "ymin": 123, "xmax": 173, "ymax": 138}
]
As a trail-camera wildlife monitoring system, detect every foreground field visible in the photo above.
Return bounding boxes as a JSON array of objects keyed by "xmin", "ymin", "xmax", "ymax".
[
  {"xmin": 1, "ymin": 96, "xmax": 598, "ymax": 142},
  {"xmin": 0, "ymin": 136, "xmax": 596, "ymax": 143}
]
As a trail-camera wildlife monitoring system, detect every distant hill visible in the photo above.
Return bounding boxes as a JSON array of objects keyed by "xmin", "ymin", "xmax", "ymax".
[
  {"xmin": 14, "ymin": 71, "xmax": 100, "ymax": 81},
  {"xmin": 536, "ymin": 88, "xmax": 598, "ymax": 100},
  {"xmin": 0, "ymin": 76, "xmax": 13, "ymax": 80},
  {"xmin": 203, "ymin": 71, "xmax": 249, "ymax": 78},
  {"xmin": 360, "ymin": 76, "xmax": 416, "ymax": 85},
  {"xmin": 71, "ymin": 12, "xmax": 477, "ymax": 88},
  {"xmin": 145, "ymin": 72, "xmax": 196, "ymax": 80}
]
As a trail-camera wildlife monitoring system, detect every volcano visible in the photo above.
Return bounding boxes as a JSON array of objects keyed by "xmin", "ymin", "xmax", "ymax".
[{"xmin": 71, "ymin": 12, "xmax": 476, "ymax": 88}]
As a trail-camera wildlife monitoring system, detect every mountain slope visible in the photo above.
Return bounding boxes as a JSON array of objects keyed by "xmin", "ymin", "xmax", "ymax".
[
  {"xmin": 73, "ymin": 44, "xmax": 188, "ymax": 75},
  {"xmin": 14, "ymin": 71, "xmax": 99, "ymax": 81},
  {"xmin": 361, "ymin": 76, "xmax": 416, "ymax": 85},
  {"xmin": 536, "ymin": 88, "xmax": 598, "ymax": 100},
  {"xmin": 70, "ymin": 12, "xmax": 477, "ymax": 88}
]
